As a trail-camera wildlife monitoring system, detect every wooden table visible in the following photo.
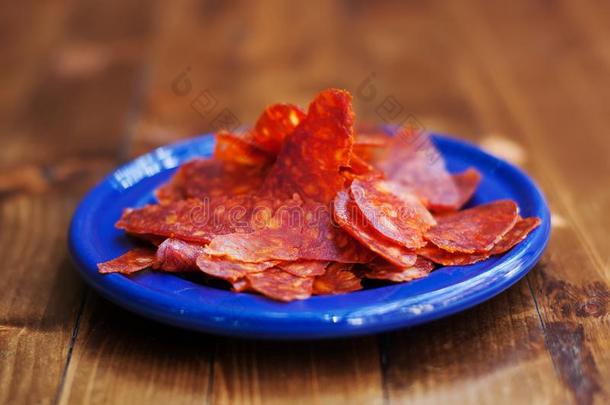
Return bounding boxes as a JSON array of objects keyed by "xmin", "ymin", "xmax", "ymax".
[{"xmin": 2, "ymin": 1, "xmax": 609, "ymax": 404}]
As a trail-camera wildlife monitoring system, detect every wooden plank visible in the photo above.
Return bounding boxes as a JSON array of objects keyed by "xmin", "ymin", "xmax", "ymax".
[
  {"xmin": 448, "ymin": 0, "xmax": 610, "ymax": 264},
  {"xmin": 383, "ymin": 282, "xmax": 570, "ymax": 404},
  {"xmin": 0, "ymin": 1, "xmax": 160, "ymax": 404},
  {"xmin": 0, "ymin": 193, "xmax": 86, "ymax": 405},
  {"xmin": 554, "ymin": 0, "xmax": 610, "ymax": 261},
  {"xmin": 58, "ymin": 294, "xmax": 213, "ymax": 405},
  {"xmin": 52, "ymin": 1, "xmax": 217, "ymax": 404},
  {"xmin": 0, "ymin": 2, "xmax": 95, "ymax": 404},
  {"xmin": 441, "ymin": 2, "xmax": 610, "ymax": 404},
  {"xmin": 211, "ymin": 337, "xmax": 383, "ymax": 405},
  {"xmin": 455, "ymin": 60, "xmax": 609, "ymax": 404}
]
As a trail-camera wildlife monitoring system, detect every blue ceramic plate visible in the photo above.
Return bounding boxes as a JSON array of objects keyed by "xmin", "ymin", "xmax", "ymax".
[{"xmin": 69, "ymin": 133, "xmax": 550, "ymax": 339}]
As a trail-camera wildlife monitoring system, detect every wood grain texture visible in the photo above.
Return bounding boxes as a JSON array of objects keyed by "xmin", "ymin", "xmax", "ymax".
[
  {"xmin": 0, "ymin": 0, "xmax": 155, "ymax": 404},
  {"xmin": 0, "ymin": 194, "xmax": 85, "ymax": 405},
  {"xmin": 383, "ymin": 282, "xmax": 571, "ymax": 404},
  {"xmin": 442, "ymin": 2, "xmax": 610, "ymax": 403},
  {"xmin": 1, "ymin": 1, "xmax": 609, "ymax": 404},
  {"xmin": 211, "ymin": 337, "xmax": 383, "ymax": 405},
  {"xmin": 0, "ymin": 0, "xmax": 74, "ymax": 126},
  {"xmin": 58, "ymin": 294, "xmax": 214, "ymax": 405}
]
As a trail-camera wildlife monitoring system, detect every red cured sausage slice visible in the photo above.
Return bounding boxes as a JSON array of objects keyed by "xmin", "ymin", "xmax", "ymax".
[
  {"xmin": 452, "ymin": 168, "xmax": 481, "ymax": 209},
  {"xmin": 246, "ymin": 268, "xmax": 314, "ymax": 301},
  {"xmin": 195, "ymin": 254, "xmax": 278, "ymax": 283},
  {"xmin": 490, "ymin": 216, "xmax": 541, "ymax": 254},
  {"xmin": 205, "ymin": 201, "xmax": 373, "ymax": 264},
  {"xmin": 353, "ymin": 132, "xmax": 390, "ymax": 163},
  {"xmin": 416, "ymin": 245, "xmax": 489, "ymax": 266},
  {"xmin": 97, "ymin": 248, "xmax": 156, "ymax": 274},
  {"xmin": 313, "ymin": 263, "xmax": 362, "ymax": 295},
  {"xmin": 276, "ymin": 260, "xmax": 329, "ymax": 277},
  {"xmin": 418, "ymin": 216, "xmax": 540, "ymax": 265},
  {"xmin": 155, "ymin": 159, "xmax": 267, "ymax": 204},
  {"xmin": 262, "ymin": 89, "xmax": 354, "ymax": 203},
  {"xmin": 118, "ymin": 193, "xmax": 303, "ymax": 244},
  {"xmin": 117, "ymin": 198, "xmax": 240, "ymax": 244},
  {"xmin": 298, "ymin": 202, "xmax": 375, "ymax": 263},
  {"xmin": 425, "ymin": 200, "xmax": 519, "ymax": 253},
  {"xmin": 214, "ymin": 131, "xmax": 271, "ymax": 166},
  {"xmin": 154, "ymin": 238, "xmax": 206, "ymax": 272},
  {"xmin": 345, "ymin": 154, "xmax": 376, "ymax": 175},
  {"xmin": 351, "ymin": 178, "xmax": 434, "ymax": 249},
  {"xmin": 333, "ymin": 191, "xmax": 417, "ymax": 267},
  {"xmin": 231, "ymin": 278, "xmax": 250, "ymax": 292},
  {"xmin": 361, "ymin": 256, "xmax": 435, "ymax": 282},
  {"xmin": 205, "ymin": 227, "xmax": 302, "ymax": 263},
  {"xmin": 251, "ymin": 103, "xmax": 306, "ymax": 155},
  {"xmin": 378, "ymin": 129, "xmax": 460, "ymax": 212}
]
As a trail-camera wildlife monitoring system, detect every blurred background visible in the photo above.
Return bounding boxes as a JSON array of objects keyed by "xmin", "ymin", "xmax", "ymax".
[
  {"xmin": 2, "ymin": 1, "xmax": 609, "ymax": 404},
  {"xmin": 3, "ymin": 1, "xmax": 609, "ymax": 215}
]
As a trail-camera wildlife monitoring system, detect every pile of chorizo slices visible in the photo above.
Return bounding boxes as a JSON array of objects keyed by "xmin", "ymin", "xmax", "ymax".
[{"xmin": 98, "ymin": 89, "xmax": 540, "ymax": 302}]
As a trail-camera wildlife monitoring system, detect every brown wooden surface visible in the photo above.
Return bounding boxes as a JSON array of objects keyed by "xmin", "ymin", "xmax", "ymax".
[{"xmin": 1, "ymin": 1, "xmax": 609, "ymax": 404}]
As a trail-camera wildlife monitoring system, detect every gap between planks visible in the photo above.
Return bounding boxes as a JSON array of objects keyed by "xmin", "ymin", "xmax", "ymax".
[
  {"xmin": 53, "ymin": 289, "xmax": 89, "ymax": 405},
  {"xmin": 52, "ymin": 34, "xmax": 158, "ymax": 405},
  {"xmin": 376, "ymin": 333, "xmax": 391, "ymax": 405}
]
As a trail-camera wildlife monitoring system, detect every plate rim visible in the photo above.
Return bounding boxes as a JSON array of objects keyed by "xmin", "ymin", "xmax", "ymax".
[{"xmin": 68, "ymin": 133, "xmax": 551, "ymax": 340}]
